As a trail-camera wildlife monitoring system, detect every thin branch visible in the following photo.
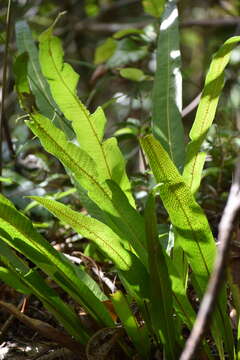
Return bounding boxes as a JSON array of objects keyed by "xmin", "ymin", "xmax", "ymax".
[
  {"xmin": 219, "ymin": 0, "xmax": 237, "ymax": 16},
  {"xmin": 74, "ymin": 17, "xmax": 240, "ymax": 34},
  {"xmin": 3, "ymin": 113, "xmax": 15, "ymax": 157},
  {"xmin": 0, "ymin": 0, "xmax": 12, "ymax": 189},
  {"xmin": 31, "ymin": 347, "xmax": 73, "ymax": 360},
  {"xmin": 0, "ymin": 300, "xmax": 85, "ymax": 355},
  {"xmin": 75, "ymin": 20, "xmax": 150, "ymax": 34},
  {"xmin": 182, "ymin": 92, "xmax": 202, "ymax": 118},
  {"xmin": 0, "ymin": 89, "xmax": 16, "ymax": 157},
  {"xmin": 181, "ymin": 17, "xmax": 240, "ymax": 28},
  {"xmin": 180, "ymin": 158, "xmax": 240, "ymax": 360},
  {"xmin": 96, "ymin": 0, "xmax": 139, "ymax": 18},
  {"xmin": 0, "ymin": 296, "xmax": 25, "ymax": 342}
]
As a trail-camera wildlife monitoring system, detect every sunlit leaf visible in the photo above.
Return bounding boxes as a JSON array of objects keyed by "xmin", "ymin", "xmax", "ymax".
[
  {"xmin": 184, "ymin": 36, "xmax": 240, "ymax": 193},
  {"xmin": 30, "ymin": 196, "xmax": 133, "ymax": 271},
  {"xmin": 30, "ymin": 196, "xmax": 149, "ymax": 300},
  {"xmin": 27, "ymin": 113, "xmax": 147, "ymax": 267},
  {"xmin": 0, "ymin": 195, "xmax": 113, "ymax": 327},
  {"xmin": 141, "ymin": 134, "xmax": 234, "ymax": 356},
  {"xmin": 15, "ymin": 21, "xmax": 74, "ymax": 138},
  {"xmin": 39, "ymin": 26, "xmax": 134, "ymax": 205},
  {"xmin": 107, "ymin": 38, "xmax": 148, "ymax": 68}
]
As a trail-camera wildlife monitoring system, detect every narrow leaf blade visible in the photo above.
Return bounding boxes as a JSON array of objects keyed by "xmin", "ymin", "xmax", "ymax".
[
  {"xmin": 27, "ymin": 113, "xmax": 147, "ymax": 268},
  {"xmin": 184, "ymin": 36, "xmax": 240, "ymax": 192},
  {"xmin": 15, "ymin": 21, "xmax": 74, "ymax": 138},
  {"xmin": 38, "ymin": 26, "xmax": 133, "ymax": 202},
  {"xmin": 145, "ymin": 193, "xmax": 177, "ymax": 359},
  {"xmin": 30, "ymin": 196, "xmax": 133, "ymax": 271},
  {"xmin": 141, "ymin": 134, "xmax": 234, "ymax": 355},
  {"xmin": 0, "ymin": 197, "xmax": 113, "ymax": 327},
  {"xmin": 152, "ymin": 0, "xmax": 185, "ymax": 172},
  {"xmin": 111, "ymin": 290, "xmax": 150, "ymax": 358},
  {"xmin": 30, "ymin": 196, "xmax": 150, "ymax": 300},
  {"xmin": 0, "ymin": 240, "xmax": 89, "ymax": 343}
]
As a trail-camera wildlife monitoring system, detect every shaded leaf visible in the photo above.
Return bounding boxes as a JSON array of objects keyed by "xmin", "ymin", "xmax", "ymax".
[
  {"xmin": 107, "ymin": 38, "xmax": 148, "ymax": 68},
  {"xmin": 113, "ymin": 29, "xmax": 144, "ymax": 40},
  {"xmin": 94, "ymin": 38, "xmax": 117, "ymax": 64},
  {"xmin": 0, "ymin": 266, "xmax": 31, "ymax": 294},
  {"xmin": 142, "ymin": 0, "xmax": 166, "ymax": 17},
  {"xmin": 120, "ymin": 68, "xmax": 146, "ymax": 82},
  {"xmin": 145, "ymin": 193, "xmax": 177, "ymax": 359},
  {"xmin": 152, "ymin": 0, "xmax": 185, "ymax": 172},
  {"xmin": 111, "ymin": 290, "xmax": 150, "ymax": 358},
  {"xmin": 13, "ymin": 53, "xmax": 38, "ymax": 113},
  {"xmin": 0, "ymin": 240, "xmax": 89, "ymax": 344}
]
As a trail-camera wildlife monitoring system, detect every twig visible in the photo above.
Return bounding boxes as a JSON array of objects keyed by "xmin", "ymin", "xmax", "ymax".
[
  {"xmin": 182, "ymin": 92, "xmax": 202, "ymax": 118},
  {"xmin": 74, "ymin": 17, "xmax": 240, "ymax": 34},
  {"xmin": 3, "ymin": 115, "xmax": 15, "ymax": 157},
  {"xmin": 68, "ymin": 251, "xmax": 117, "ymax": 293},
  {"xmin": 96, "ymin": 0, "xmax": 139, "ymax": 18},
  {"xmin": 75, "ymin": 21, "xmax": 150, "ymax": 34},
  {"xmin": 0, "ymin": 0, "xmax": 12, "ymax": 190},
  {"xmin": 181, "ymin": 17, "xmax": 240, "ymax": 28},
  {"xmin": 179, "ymin": 158, "xmax": 240, "ymax": 360},
  {"xmin": 220, "ymin": 0, "xmax": 237, "ymax": 16},
  {"xmin": 0, "ymin": 300, "xmax": 85, "ymax": 356},
  {"xmin": 0, "ymin": 91, "xmax": 16, "ymax": 157},
  {"xmin": 0, "ymin": 296, "xmax": 25, "ymax": 342},
  {"xmin": 31, "ymin": 347, "xmax": 74, "ymax": 360}
]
